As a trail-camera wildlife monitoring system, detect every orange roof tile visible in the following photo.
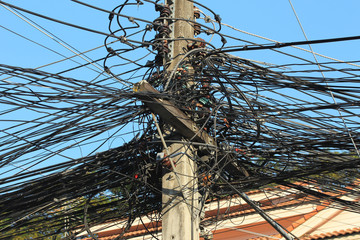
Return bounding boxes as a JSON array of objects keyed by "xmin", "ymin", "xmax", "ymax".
[
  {"xmin": 303, "ymin": 227, "xmax": 360, "ymax": 239},
  {"xmin": 82, "ymin": 181, "xmax": 360, "ymax": 240}
]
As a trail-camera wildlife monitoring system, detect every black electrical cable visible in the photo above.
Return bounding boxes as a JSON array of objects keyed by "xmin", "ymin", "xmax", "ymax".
[
  {"xmin": 220, "ymin": 34, "xmax": 360, "ymax": 53},
  {"xmin": 0, "ymin": 0, "xmax": 129, "ymax": 40},
  {"xmin": 2, "ymin": 0, "xmax": 360, "ymax": 239}
]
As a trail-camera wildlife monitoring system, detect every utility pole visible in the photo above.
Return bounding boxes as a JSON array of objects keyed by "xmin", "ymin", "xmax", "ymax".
[
  {"xmin": 135, "ymin": 1, "xmax": 295, "ymax": 239},
  {"xmin": 162, "ymin": 0, "xmax": 199, "ymax": 240},
  {"xmin": 135, "ymin": 1, "xmax": 204, "ymax": 239},
  {"xmin": 165, "ymin": 0, "xmax": 194, "ymax": 70}
]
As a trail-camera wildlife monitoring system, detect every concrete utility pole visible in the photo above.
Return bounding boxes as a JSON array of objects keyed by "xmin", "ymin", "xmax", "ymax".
[
  {"xmin": 162, "ymin": 0, "xmax": 199, "ymax": 240},
  {"xmin": 135, "ymin": 1, "xmax": 208, "ymax": 239},
  {"xmin": 162, "ymin": 144, "xmax": 199, "ymax": 240},
  {"xmin": 135, "ymin": 1, "xmax": 295, "ymax": 240},
  {"xmin": 166, "ymin": 0, "xmax": 194, "ymax": 71}
]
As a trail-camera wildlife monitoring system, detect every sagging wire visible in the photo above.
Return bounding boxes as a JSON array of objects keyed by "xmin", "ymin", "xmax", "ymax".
[
  {"xmin": 288, "ymin": 0, "xmax": 360, "ymax": 159},
  {"xmin": 1, "ymin": 0, "xmax": 360, "ymax": 239}
]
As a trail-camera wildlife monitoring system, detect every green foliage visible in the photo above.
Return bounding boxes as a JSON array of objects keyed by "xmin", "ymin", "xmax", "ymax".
[
  {"xmin": 0, "ymin": 194, "xmax": 124, "ymax": 240},
  {"xmin": 0, "ymin": 216, "xmax": 63, "ymax": 240}
]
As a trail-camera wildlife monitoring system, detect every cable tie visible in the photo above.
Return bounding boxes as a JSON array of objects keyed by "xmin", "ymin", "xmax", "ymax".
[
  {"xmin": 106, "ymin": 47, "xmax": 115, "ymax": 54},
  {"xmin": 108, "ymin": 12, "xmax": 114, "ymax": 21},
  {"xmin": 215, "ymin": 14, "xmax": 222, "ymax": 23}
]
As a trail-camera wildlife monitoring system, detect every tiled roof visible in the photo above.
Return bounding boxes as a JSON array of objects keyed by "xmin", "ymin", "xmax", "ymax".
[
  {"xmin": 203, "ymin": 195, "xmax": 319, "ymax": 224},
  {"xmin": 82, "ymin": 182, "xmax": 359, "ymax": 240},
  {"xmin": 302, "ymin": 227, "xmax": 360, "ymax": 240},
  {"xmin": 88, "ymin": 194, "xmax": 317, "ymax": 240},
  {"xmin": 248, "ymin": 202, "xmax": 330, "ymax": 240}
]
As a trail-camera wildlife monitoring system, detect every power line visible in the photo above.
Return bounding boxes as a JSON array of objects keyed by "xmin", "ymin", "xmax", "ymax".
[
  {"xmin": 1, "ymin": 1, "xmax": 360, "ymax": 239},
  {"xmin": 288, "ymin": 0, "xmax": 360, "ymax": 158},
  {"xmin": 1, "ymin": 4, "xmax": 104, "ymax": 73},
  {"xmin": 0, "ymin": 1, "xmax": 126, "ymax": 41},
  {"xmin": 219, "ymin": 34, "xmax": 360, "ymax": 53}
]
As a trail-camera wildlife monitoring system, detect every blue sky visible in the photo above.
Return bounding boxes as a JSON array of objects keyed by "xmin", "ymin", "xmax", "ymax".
[
  {"xmin": 1, "ymin": 0, "xmax": 360, "ymax": 177},
  {"xmin": 1, "ymin": 0, "xmax": 360, "ymax": 73}
]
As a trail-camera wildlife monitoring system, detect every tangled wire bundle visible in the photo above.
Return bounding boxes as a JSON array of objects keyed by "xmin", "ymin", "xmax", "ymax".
[{"xmin": 1, "ymin": 0, "xmax": 360, "ymax": 239}]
